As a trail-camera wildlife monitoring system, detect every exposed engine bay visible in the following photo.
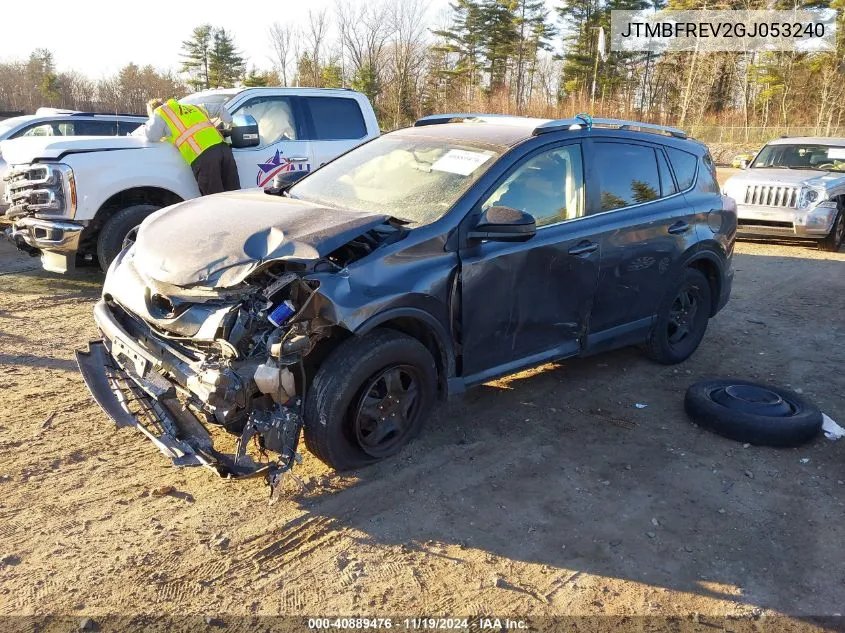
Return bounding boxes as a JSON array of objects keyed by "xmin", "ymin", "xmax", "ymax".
[{"xmin": 76, "ymin": 198, "xmax": 405, "ymax": 501}]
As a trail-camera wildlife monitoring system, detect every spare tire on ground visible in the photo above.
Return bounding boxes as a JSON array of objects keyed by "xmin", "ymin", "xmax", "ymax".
[{"xmin": 684, "ymin": 378, "xmax": 822, "ymax": 447}]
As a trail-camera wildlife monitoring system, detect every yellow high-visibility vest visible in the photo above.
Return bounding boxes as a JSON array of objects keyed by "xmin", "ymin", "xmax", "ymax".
[{"xmin": 156, "ymin": 98, "xmax": 223, "ymax": 165}]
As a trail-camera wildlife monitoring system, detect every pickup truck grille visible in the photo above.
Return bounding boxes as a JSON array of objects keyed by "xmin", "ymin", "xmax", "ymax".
[
  {"xmin": 743, "ymin": 184, "xmax": 799, "ymax": 208},
  {"xmin": 3, "ymin": 163, "xmax": 73, "ymax": 219}
]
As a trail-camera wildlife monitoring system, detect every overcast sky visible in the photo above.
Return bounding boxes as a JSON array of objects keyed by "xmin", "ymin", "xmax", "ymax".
[{"xmin": 1, "ymin": 0, "xmax": 454, "ymax": 77}]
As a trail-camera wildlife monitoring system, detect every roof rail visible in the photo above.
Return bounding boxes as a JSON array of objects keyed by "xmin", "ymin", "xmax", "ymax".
[{"xmin": 533, "ymin": 117, "xmax": 688, "ymax": 139}]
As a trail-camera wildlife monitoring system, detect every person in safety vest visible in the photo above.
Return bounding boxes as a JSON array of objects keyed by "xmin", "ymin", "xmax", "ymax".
[{"xmin": 141, "ymin": 97, "xmax": 240, "ymax": 195}]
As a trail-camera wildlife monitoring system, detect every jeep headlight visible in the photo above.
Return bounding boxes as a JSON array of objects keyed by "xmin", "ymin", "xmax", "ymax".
[{"xmin": 800, "ymin": 188, "xmax": 824, "ymax": 208}]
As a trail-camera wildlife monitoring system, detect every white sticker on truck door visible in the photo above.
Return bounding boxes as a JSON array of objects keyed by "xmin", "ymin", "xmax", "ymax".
[{"xmin": 431, "ymin": 149, "xmax": 493, "ymax": 176}]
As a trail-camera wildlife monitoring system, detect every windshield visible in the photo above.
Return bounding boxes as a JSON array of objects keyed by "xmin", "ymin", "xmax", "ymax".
[
  {"xmin": 288, "ymin": 134, "xmax": 502, "ymax": 226},
  {"xmin": 752, "ymin": 143, "xmax": 845, "ymax": 171},
  {"xmin": 0, "ymin": 116, "xmax": 34, "ymax": 139}
]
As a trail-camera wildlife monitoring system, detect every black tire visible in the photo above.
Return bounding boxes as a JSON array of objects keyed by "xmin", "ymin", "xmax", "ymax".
[
  {"xmin": 96, "ymin": 204, "xmax": 161, "ymax": 271},
  {"xmin": 645, "ymin": 267, "xmax": 712, "ymax": 364},
  {"xmin": 303, "ymin": 329, "xmax": 437, "ymax": 470},
  {"xmin": 819, "ymin": 210, "xmax": 844, "ymax": 252},
  {"xmin": 684, "ymin": 378, "xmax": 822, "ymax": 447}
]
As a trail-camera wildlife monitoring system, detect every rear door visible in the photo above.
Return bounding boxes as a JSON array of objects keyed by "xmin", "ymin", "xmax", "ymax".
[
  {"xmin": 230, "ymin": 95, "xmax": 313, "ymax": 188},
  {"xmin": 585, "ymin": 139, "xmax": 700, "ymax": 348},
  {"xmin": 300, "ymin": 95, "xmax": 370, "ymax": 169}
]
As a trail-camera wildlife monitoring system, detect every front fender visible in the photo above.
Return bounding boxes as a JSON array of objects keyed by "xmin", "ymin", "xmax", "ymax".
[
  {"xmin": 64, "ymin": 147, "xmax": 200, "ymax": 220},
  {"xmin": 355, "ymin": 305, "xmax": 456, "ymax": 378}
]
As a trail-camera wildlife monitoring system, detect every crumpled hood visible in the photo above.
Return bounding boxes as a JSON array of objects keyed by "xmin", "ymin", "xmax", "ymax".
[
  {"xmin": 132, "ymin": 189, "xmax": 390, "ymax": 288},
  {"xmin": 0, "ymin": 135, "xmax": 159, "ymax": 164}
]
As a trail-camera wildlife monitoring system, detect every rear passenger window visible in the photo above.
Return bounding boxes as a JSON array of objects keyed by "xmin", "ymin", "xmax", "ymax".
[
  {"xmin": 594, "ymin": 143, "xmax": 661, "ymax": 211},
  {"xmin": 667, "ymin": 147, "xmax": 698, "ymax": 190},
  {"xmin": 75, "ymin": 120, "xmax": 117, "ymax": 135},
  {"xmin": 306, "ymin": 97, "xmax": 366, "ymax": 140},
  {"xmin": 118, "ymin": 120, "xmax": 143, "ymax": 135}
]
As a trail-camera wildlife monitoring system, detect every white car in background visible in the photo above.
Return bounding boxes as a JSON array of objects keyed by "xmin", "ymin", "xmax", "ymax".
[
  {"xmin": 2, "ymin": 88, "xmax": 379, "ymax": 273},
  {"xmin": 0, "ymin": 109, "xmax": 145, "ymax": 214}
]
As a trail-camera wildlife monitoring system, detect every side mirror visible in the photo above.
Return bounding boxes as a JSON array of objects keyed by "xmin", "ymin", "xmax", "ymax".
[
  {"xmin": 229, "ymin": 114, "xmax": 259, "ymax": 148},
  {"xmin": 738, "ymin": 159, "xmax": 750, "ymax": 169},
  {"xmin": 467, "ymin": 206, "xmax": 536, "ymax": 242},
  {"xmin": 264, "ymin": 169, "xmax": 308, "ymax": 196}
]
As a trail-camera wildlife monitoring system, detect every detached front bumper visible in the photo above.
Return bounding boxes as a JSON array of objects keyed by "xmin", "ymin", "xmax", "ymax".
[
  {"xmin": 736, "ymin": 203, "xmax": 837, "ymax": 240},
  {"xmin": 76, "ymin": 299, "xmax": 302, "ymax": 492},
  {"xmin": 6, "ymin": 216, "xmax": 83, "ymax": 273}
]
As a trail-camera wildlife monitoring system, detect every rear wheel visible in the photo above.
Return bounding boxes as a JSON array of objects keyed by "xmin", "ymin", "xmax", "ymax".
[
  {"xmin": 645, "ymin": 268, "xmax": 712, "ymax": 364},
  {"xmin": 96, "ymin": 204, "xmax": 161, "ymax": 271},
  {"xmin": 819, "ymin": 210, "xmax": 844, "ymax": 252},
  {"xmin": 303, "ymin": 329, "xmax": 437, "ymax": 470}
]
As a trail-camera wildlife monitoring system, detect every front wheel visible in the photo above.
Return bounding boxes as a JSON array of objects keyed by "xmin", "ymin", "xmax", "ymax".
[
  {"xmin": 644, "ymin": 267, "xmax": 712, "ymax": 365},
  {"xmin": 819, "ymin": 211, "xmax": 844, "ymax": 252},
  {"xmin": 96, "ymin": 204, "xmax": 161, "ymax": 271},
  {"xmin": 303, "ymin": 329, "xmax": 437, "ymax": 470}
]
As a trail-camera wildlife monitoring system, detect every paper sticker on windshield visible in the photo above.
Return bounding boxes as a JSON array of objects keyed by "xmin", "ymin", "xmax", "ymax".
[
  {"xmin": 431, "ymin": 150, "xmax": 492, "ymax": 176},
  {"xmin": 828, "ymin": 148, "xmax": 845, "ymax": 160}
]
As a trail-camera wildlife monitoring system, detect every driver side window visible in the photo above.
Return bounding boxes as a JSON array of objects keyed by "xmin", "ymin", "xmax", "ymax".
[
  {"xmin": 234, "ymin": 96, "xmax": 298, "ymax": 146},
  {"xmin": 482, "ymin": 144, "xmax": 584, "ymax": 227}
]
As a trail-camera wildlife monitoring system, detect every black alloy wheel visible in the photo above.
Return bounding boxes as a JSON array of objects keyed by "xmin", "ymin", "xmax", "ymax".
[{"xmin": 353, "ymin": 364, "xmax": 423, "ymax": 457}]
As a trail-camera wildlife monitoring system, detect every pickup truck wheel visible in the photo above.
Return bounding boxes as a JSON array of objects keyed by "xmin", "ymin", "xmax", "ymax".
[
  {"xmin": 645, "ymin": 268, "xmax": 712, "ymax": 365},
  {"xmin": 303, "ymin": 329, "xmax": 437, "ymax": 471},
  {"xmin": 819, "ymin": 211, "xmax": 844, "ymax": 252},
  {"xmin": 96, "ymin": 204, "xmax": 161, "ymax": 271}
]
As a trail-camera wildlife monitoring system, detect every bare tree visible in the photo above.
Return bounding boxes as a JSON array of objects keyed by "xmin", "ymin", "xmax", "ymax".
[
  {"xmin": 385, "ymin": 0, "xmax": 428, "ymax": 128},
  {"xmin": 268, "ymin": 22, "xmax": 297, "ymax": 86},
  {"xmin": 302, "ymin": 9, "xmax": 330, "ymax": 87},
  {"xmin": 336, "ymin": 1, "xmax": 390, "ymax": 100}
]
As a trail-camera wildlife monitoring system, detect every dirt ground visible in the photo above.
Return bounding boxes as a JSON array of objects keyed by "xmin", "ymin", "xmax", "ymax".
[{"xmin": 1, "ymin": 186, "xmax": 844, "ymax": 630}]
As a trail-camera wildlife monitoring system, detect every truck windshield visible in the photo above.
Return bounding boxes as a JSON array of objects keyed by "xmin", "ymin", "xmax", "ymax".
[
  {"xmin": 752, "ymin": 143, "xmax": 845, "ymax": 172},
  {"xmin": 288, "ymin": 134, "xmax": 502, "ymax": 226}
]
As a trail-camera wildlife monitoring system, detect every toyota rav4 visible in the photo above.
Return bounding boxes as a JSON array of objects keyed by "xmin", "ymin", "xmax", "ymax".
[{"xmin": 76, "ymin": 114, "xmax": 736, "ymax": 496}]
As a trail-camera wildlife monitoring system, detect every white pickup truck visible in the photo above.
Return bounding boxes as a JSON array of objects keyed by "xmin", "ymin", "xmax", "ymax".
[{"xmin": 2, "ymin": 87, "xmax": 379, "ymax": 273}]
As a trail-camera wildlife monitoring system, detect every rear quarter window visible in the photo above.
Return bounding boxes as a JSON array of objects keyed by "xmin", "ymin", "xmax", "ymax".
[
  {"xmin": 667, "ymin": 147, "xmax": 698, "ymax": 190},
  {"xmin": 306, "ymin": 97, "xmax": 367, "ymax": 140}
]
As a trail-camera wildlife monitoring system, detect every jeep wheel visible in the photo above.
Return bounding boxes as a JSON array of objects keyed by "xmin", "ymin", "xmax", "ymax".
[
  {"xmin": 819, "ymin": 211, "xmax": 844, "ymax": 252},
  {"xmin": 303, "ymin": 329, "xmax": 437, "ymax": 470},
  {"xmin": 96, "ymin": 204, "xmax": 161, "ymax": 271},
  {"xmin": 645, "ymin": 268, "xmax": 712, "ymax": 365}
]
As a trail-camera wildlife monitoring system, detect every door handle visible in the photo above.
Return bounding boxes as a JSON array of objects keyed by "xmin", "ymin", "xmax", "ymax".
[
  {"xmin": 288, "ymin": 156, "xmax": 309, "ymax": 162},
  {"xmin": 668, "ymin": 221, "xmax": 691, "ymax": 235},
  {"xmin": 568, "ymin": 240, "xmax": 598, "ymax": 256}
]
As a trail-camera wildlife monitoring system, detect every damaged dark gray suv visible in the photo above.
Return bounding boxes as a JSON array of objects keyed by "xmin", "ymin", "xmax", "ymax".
[{"xmin": 77, "ymin": 114, "xmax": 736, "ymax": 495}]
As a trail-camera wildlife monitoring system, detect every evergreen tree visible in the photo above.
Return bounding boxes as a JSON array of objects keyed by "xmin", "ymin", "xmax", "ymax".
[
  {"xmin": 180, "ymin": 25, "xmax": 213, "ymax": 91},
  {"xmin": 432, "ymin": 0, "xmax": 486, "ymax": 98},
  {"xmin": 479, "ymin": 0, "xmax": 519, "ymax": 92},
  {"xmin": 209, "ymin": 28, "xmax": 245, "ymax": 88}
]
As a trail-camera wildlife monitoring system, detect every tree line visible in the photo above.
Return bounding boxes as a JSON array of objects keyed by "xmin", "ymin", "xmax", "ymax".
[{"xmin": 1, "ymin": 0, "xmax": 843, "ymax": 142}]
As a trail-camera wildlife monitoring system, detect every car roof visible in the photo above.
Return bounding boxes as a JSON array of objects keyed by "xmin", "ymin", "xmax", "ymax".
[
  {"xmin": 401, "ymin": 114, "xmax": 698, "ymax": 151},
  {"xmin": 766, "ymin": 136, "xmax": 845, "ymax": 147},
  {"xmin": 394, "ymin": 118, "xmax": 551, "ymax": 148}
]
